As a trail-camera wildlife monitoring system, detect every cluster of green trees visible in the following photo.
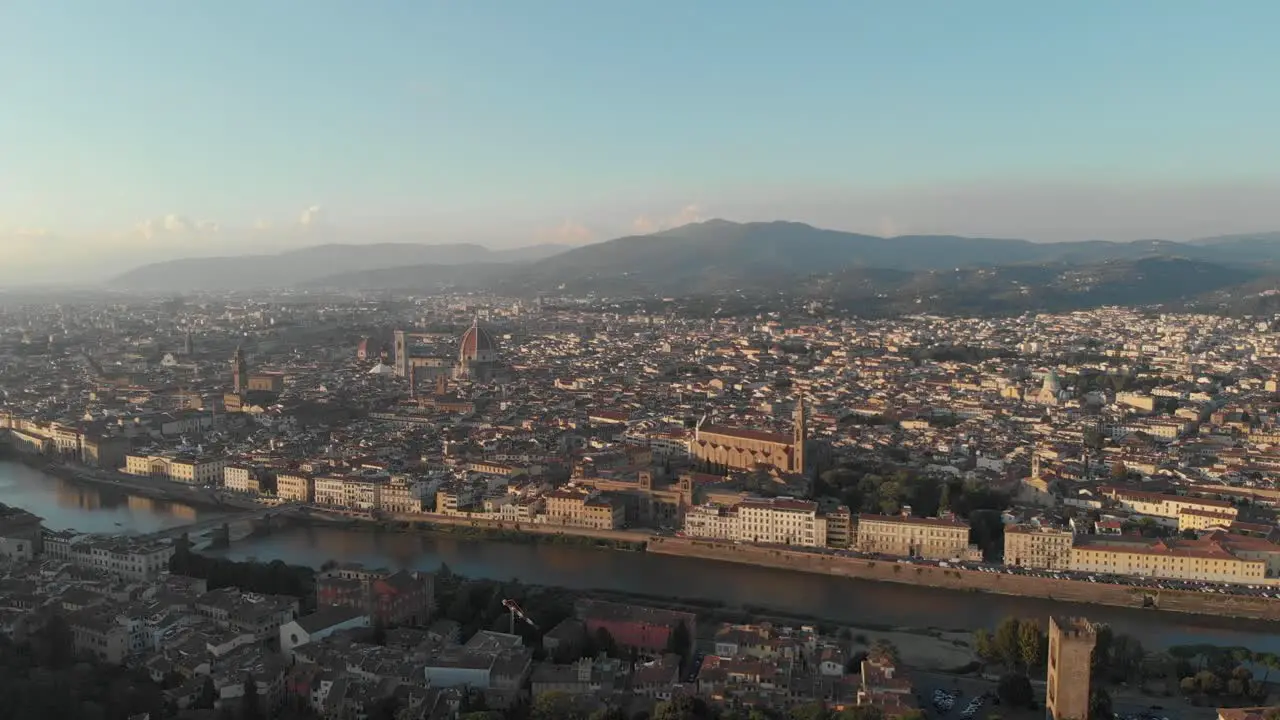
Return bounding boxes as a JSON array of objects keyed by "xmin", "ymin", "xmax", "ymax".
[
  {"xmin": 170, "ymin": 534, "xmax": 317, "ymax": 610},
  {"xmin": 974, "ymin": 617, "xmax": 1151, "ymax": 686},
  {"xmin": 1166, "ymin": 645, "xmax": 1278, "ymax": 702},
  {"xmin": 972, "ymin": 617, "xmax": 1047, "ymax": 673},
  {"xmin": 0, "ymin": 614, "xmax": 167, "ymax": 720}
]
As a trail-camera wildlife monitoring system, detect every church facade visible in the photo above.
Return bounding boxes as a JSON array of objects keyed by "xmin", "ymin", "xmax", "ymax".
[{"xmin": 691, "ymin": 397, "xmax": 807, "ymax": 474}]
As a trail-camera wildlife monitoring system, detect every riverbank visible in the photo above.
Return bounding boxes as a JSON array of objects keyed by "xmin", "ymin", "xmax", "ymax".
[
  {"xmin": 3, "ymin": 452, "xmax": 256, "ymax": 513},
  {"xmin": 649, "ymin": 537, "xmax": 1280, "ymax": 622},
  {"xmin": 289, "ymin": 511, "xmax": 1280, "ymax": 622},
  {"xmin": 361, "ymin": 511, "xmax": 651, "ymax": 550}
]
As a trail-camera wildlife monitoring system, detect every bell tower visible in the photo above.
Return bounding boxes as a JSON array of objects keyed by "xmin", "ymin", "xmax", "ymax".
[
  {"xmin": 231, "ymin": 345, "xmax": 247, "ymax": 395},
  {"xmin": 792, "ymin": 395, "xmax": 807, "ymax": 474}
]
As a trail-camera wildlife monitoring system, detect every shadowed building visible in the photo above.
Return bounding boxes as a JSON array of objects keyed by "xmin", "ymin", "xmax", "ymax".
[{"xmin": 1047, "ymin": 616, "xmax": 1096, "ymax": 720}]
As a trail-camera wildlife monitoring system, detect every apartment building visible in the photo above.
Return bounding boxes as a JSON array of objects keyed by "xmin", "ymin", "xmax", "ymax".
[
  {"xmin": 195, "ymin": 588, "xmax": 299, "ymax": 643},
  {"xmin": 1178, "ymin": 508, "xmax": 1238, "ymax": 532},
  {"xmin": 436, "ymin": 482, "xmax": 484, "ymax": 515},
  {"xmin": 313, "ymin": 475, "xmax": 347, "ymax": 507},
  {"xmin": 1101, "ymin": 486, "xmax": 1239, "ymax": 528},
  {"xmin": 684, "ymin": 504, "xmax": 742, "ymax": 541},
  {"xmin": 544, "ymin": 488, "xmax": 625, "ymax": 530},
  {"xmin": 224, "ymin": 464, "xmax": 266, "ymax": 495},
  {"xmin": 855, "ymin": 513, "xmax": 973, "ymax": 560},
  {"xmin": 276, "ymin": 472, "xmax": 314, "ymax": 503},
  {"xmin": 737, "ymin": 497, "xmax": 827, "ymax": 547},
  {"xmin": 69, "ymin": 610, "xmax": 131, "ymax": 663},
  {"xmin": 380, "ymin": 476, "xmax": 421, "ymax": 514},
  {"xmin": 1004, "ymin": 526, "xmax": 1074, "ymax": 570},
  {"xmin": 1071, "ymin": 537, "xmax": 1266, "ymax": 584},
  {"xmin": 45, "ymin": 533, "xmax": 175, "ymax": 580},
  {"xmin": 317, "ymin": 567, "xmax": 435, "ymax": 626}
]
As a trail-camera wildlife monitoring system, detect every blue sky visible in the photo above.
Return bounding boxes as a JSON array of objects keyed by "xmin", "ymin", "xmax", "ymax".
[{"xmin": 2, "ymin": 1, "xmax": 1280, "ymax": 279}]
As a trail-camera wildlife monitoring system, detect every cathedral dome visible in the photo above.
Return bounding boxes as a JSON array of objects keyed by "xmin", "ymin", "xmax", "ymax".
[{"xmin": 459, "ymin": 319, "xmax": 497, "ymax": 364}]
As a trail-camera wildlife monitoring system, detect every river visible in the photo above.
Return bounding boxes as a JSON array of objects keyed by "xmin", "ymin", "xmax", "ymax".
[
  {"xmin": 3, "ymin": 461, "xmax": 1279, "ymax": 653},
  {"xmin": 0, "ymin": 460, "xmax": 214, "ymax": 534}
]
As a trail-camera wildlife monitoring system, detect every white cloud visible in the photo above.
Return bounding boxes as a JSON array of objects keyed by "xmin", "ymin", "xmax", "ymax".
[
  {"xmin": 632, "ymin": 203, "xmax": 705, "ymax": 235},
  {"xmin": 130, "ymin": 213, "xmax": 220, "ymax": 242},
  {"xmin": 537, "ymin": 219, "xmax": 593, "ymax": 245},
  {"xmin": 299, "ymin": 205, "xmax": 325, "ymax": 227}
]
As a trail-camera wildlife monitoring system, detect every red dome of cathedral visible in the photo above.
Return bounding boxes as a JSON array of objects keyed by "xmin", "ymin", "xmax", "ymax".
[{"xmin": 459, "ymin": 319, "xmax": 497, "ymax": 363}]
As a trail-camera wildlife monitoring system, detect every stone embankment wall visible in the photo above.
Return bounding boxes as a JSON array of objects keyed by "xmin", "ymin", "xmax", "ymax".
[{"xmin": 648, "ymin": 537, "xmax": 1280, "ymax": 622}]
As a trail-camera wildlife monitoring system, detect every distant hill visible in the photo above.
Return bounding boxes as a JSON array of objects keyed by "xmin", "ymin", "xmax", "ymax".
[
  {"xmin": 807, "ymin": 257, "xmax": 1260, "ymax": 316},
  {"xmin": 107, "ymin": 220, "xmax": 1280, "ymax": 306},
  {"xmin": 108, "ymin": 242, "xmax": 569, "ymax": 292},
  {"xmin": 503, "ymin": 219, "xmax": 1276, "ymax": 293},
  {"xmin": 1189, "ymin": 231, "xmax": 1280, "ymax": 246}
]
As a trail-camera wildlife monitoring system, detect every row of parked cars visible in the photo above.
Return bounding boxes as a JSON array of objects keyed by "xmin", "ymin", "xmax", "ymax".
[{"xmin": 932, "ymin": 689, "xmax": 993, "ymax": 718}]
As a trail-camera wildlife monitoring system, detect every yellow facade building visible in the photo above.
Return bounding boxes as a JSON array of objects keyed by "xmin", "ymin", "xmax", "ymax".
[
  {"xmin": 544, "ymin": 488, "xmax": 625, "ymax": 530},
  {"xmin": 855, "ymin": 513, "xmax": 972, "ymax": 560},
  {"xmin": 1102, "ymin": 486, "xmax": 1238, "ymax": 527},
  {"xmin": 1004, "ymin": 526, "xmax": 1074, "ymax": 570},
  {"xmin": 275, "ymin": 472, "xmax": 314, "ymax": 503},
  {"xmin": 1070, "ymin": 537, "xmax": 1266, "ymax": 583}
]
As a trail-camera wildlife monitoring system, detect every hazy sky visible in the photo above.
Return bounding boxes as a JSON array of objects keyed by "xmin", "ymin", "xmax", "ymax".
[{"xmin": 3, "ymin": 1, "xmax": 1280, "ymax": 282}]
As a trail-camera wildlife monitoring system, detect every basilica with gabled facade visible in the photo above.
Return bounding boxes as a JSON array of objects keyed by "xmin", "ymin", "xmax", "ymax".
[{"xmin": 690, "ymin": 397, "xmax": 808, "ymax": 474}]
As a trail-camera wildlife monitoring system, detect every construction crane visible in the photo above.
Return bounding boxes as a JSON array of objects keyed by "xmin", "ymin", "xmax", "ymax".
[{"xmin": 502, "ymin": 598, "xmax": 538, "ymax": 634}]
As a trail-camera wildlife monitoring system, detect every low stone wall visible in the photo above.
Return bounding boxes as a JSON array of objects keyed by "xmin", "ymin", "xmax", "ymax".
[{"xmin": 647, "ymin": 537, "xmax": 1280, "ymax": 622}]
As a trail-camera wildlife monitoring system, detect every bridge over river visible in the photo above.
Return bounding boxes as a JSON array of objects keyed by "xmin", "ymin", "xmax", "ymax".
[{"xmin": 139, "ymin": 502, "xmax": 307, "ymax": 542}]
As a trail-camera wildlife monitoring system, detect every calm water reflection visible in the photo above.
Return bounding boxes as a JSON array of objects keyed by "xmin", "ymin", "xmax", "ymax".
[
  {"xmin": 4, "ymin": 459, "xmax": 1276, "ymax": 654},
  {"xmin": 212, "ymin": 523, "xmax": 1280, "ymax": 654},
  {"xmin": 0, "ymin": 460, "xmax": 210, "ymax": 534}
]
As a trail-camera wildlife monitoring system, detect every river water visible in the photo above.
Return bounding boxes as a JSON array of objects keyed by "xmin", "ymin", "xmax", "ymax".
[
  {"xmin": 3, "ymin": 461, "xmax": 1279, "ymax": 653},
  {"xmin": 0, "ymin": 460, "xmax": 212, "ymax": 534}
]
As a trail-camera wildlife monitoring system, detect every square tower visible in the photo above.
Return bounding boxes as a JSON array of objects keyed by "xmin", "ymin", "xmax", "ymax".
[{"xmin": 1047, "ymin": 616, "xmax": 1096, "ymax": 720}]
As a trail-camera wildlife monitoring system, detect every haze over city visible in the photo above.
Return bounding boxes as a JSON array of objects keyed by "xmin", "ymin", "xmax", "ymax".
[{"xmin": 3, "ymin": 1, "xmax": 1280, "ymax": 283}]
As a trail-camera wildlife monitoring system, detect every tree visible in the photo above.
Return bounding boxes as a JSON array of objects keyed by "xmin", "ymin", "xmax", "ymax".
[
  {"xmin": 1111, "ymin": 462, "xmax": 1128, "ymax": 479},
  {"xmin": 595, "ymin": 628, "xmax": 620, "ymax": 658},
  {"xmin": 868, "ymin": 639, "xmax": 899, "ymax": 665},
  {"xmin": 196, "ymin": 676, "xmax": 218, "ymax": 709},
  {"xmin": 1108, "ymin": 633, "xmax": 1145, "ymax": 682},
  {"xmin": 370, "ymin": 696, "xmax": 401, "ymax": 720},
  {"xmin": 1090, "ymin": 623, "xmax": 1114, "ymax": 678},
  {"xmin": 1017, "ymin": 621, "xmax": 1045, "ymax": 671},
  {"xmin": 790, "ymin": 703, "xmax": 831, "ymax": 720},
  {"xmin": 653, "ymin": 695, "xmax": 713, "ymax": 720},
  {"xmin": 532, "ymin": 692, "xmax": 582, "ymax": 720},
  {"xmin": 1195, "ymin": 669, "xmax": 1223, "ymax": 694},
  {"xmin": 994, "ymin": 617, "xmax": 1023, "ymax": 669},
  {"xmin": 667, "ymin": 621, "xmax": 692, "ymax": 659},
  {"xmin": 973, "ymin": 629, "xmax": 997, "ymax": 664},
  {"xmin": 997, "ymin": 674, "xmax": 1034, "ymax": 708},
  {"xmin": 1088, "ymin": 688, "xmax": 1112, "ymax": 720},
  {"xmin": 589, "ymin": 708, "xmax": 628, "ymax": 720},
  {"xmin": 242, "ymin": 678, "xmax": 263, "ymax": 720}
]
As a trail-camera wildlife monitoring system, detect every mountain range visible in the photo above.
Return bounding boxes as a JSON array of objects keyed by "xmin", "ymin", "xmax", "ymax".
[
  {"xmin": 109, "ymin": 242, "xmax": 567, "ymax": 292},
  {"xmin": 107, "ymin": 220, "xmax": 1280, "ymax": 314}
]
